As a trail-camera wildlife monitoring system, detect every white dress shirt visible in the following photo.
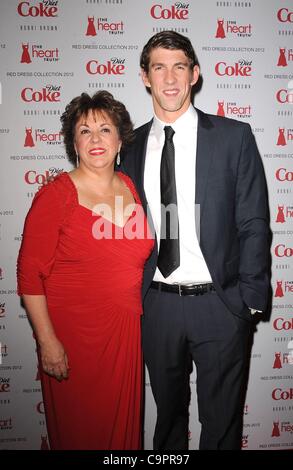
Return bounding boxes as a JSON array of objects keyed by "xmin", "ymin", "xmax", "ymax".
[{"xmin": 144, "ymin": 105, "xmax": 212, "ymax": 285}]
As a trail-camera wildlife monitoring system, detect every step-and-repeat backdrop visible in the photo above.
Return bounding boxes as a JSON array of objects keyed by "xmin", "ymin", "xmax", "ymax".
[{"xmin": 0, "ymin": 0, "xmax": 293, "ymax": 450}]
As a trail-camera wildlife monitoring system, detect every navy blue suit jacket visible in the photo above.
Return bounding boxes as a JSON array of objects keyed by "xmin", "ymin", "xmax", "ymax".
[{"xmin": 120, "ymin": 108, "xmax": 270, "ymax": 320}]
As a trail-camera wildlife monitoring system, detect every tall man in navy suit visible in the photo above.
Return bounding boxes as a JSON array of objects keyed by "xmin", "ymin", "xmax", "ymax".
[{"xmin": 121, "ymin": 31, "xmax": 270, "ymax": 450}]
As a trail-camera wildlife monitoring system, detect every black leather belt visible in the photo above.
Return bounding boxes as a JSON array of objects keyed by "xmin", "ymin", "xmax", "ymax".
[{"xmin": 150, "ymin": 281, "xmax": 215, "ymax": 296}]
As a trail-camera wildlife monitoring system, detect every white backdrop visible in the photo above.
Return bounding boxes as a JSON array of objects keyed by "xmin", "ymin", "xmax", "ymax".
[{"xmin": 0, "ymin": 0, "xmax": 293, "ymax": 450}]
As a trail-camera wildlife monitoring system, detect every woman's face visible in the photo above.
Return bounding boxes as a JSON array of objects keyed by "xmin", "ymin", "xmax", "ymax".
[{"xmin": 74, "ymin": 109, "xmax": 121, "ymax": 171}]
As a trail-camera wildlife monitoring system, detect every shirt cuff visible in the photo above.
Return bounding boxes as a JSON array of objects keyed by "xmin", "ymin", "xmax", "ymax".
[{"xmin": 249, "ymin": 308, "xmax": 262, "ymax": 315}]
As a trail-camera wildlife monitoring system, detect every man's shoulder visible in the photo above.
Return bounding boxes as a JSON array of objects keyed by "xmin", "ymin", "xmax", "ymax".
[
  {"xmin": 134, "ymin": 119, "xmax": 153, "ymax": 137},
  {"xmin": 123, "ymin": 119, "xmax": 152, "ymax": 154},
  {"xmin": 196, "ymin": 107, "xmax": 251, "ymax": 132}
]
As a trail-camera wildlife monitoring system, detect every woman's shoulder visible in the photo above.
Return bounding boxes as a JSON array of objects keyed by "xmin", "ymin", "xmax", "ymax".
[
  {"xmin": 31, "ymin": 171, "xmax": 76, "ymax": 210},
  {"xmin": 117, "ymin": 171, "xmax": 141, "ymax": 204},
  {"xmin": 34, "ymin": 171, "xmax": 73, "ymax": 197}
]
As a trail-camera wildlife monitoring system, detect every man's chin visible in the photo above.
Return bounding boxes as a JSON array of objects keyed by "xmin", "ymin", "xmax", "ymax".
[{"xmin": 161, "ymin": 102, "xmax": 183, "ymax": 113}]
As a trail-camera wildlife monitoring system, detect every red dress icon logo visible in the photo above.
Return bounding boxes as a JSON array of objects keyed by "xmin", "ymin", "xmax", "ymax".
[
  {"xmin": 40, "ymin": 435, "xmax": 49, "ymax": 450},
  {"xmin": 275, "ymin": 281, "xmax": 284, "ymax": 298},
  {"xmin": 86, "ymin": 16, "xmax": 96, "ymax": 36},
  {"xmin": 271, "ymin": 421, "xmax": 280, "ymax": 437},
  {"xmin": 20, "ymin": 43, "xmax": 31, "ymax": 63},
  {"xmin": 215, "ymin": 19, "xmax": 225, "ymax": 38},
  {"xmin": 277, "ymin": 48, "xmax": 287, "ymax": 67},
  {"xmin": 276, "ymin": 205, "xmax": 285, "ymax": 223},
  {"xmin": 277, "ymin": 128, "xmax": 287, "ymax": 146},
  {"xmin": 24, "ymin": 127, "xmax": 35, "ymax": 147},
  {"xmin": 273, "ymin": 352, "xmax": 282, "ymax": 369},
  {"xmin": 217, "ymin": 101, "xmax": 225, "ymax": 117}
]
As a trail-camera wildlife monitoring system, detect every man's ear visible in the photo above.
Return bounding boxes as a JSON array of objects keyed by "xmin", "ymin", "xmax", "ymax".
[
  {"xmin": 190, "ymin": 65, "xmax": 200, "ymax": 86},
  {"xmin": 141, "ymin": 69, "xmax": 151, "ymax": 88}
]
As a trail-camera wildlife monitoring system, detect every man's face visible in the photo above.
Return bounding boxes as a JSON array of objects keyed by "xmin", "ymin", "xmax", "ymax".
[{"xmin": 141, "ymin": 47, "xmax": 199, "ymax": 122}]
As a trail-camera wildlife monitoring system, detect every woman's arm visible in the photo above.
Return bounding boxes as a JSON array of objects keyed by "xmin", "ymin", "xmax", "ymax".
[{"xmin": 23, "ymin": 294, "xmax": 69, "ymax": 381}]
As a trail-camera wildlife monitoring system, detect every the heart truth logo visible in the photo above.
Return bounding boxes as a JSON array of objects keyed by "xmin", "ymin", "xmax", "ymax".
[
  {"xmin": 277, "ymin": 48, "xmax": 293, "ymax": 67},
  {"xmin": 216, "ymin": 101, "xmax": 252, "ymax": 118},
  {"xmin": 215, "ymin": 19, "xmax": 252, "ymax": 38},
  {"xmin": 276, "ymin": 128, "xmax": 293, "ymax": 146},
  {"xmin": 272, "ymin": 421, "xmax": 293, "ymax": 437},
  {"xmin": 24, "ymin": 128, "xmax": 62, "ymax": 147},
  {"xmin": 275, "ymin": 205, "xmax": 293, "ymax": 223},
  {"xmin": 20, "ymin": 43, "xmax": 59, "ymax": 63},
  {"xmin": 85, "ymin": 17, "xmax": 124, "ymax": 36},
  {"xmin": 274, "ymin": 280, "xmax": 293, "ymax": 297}
]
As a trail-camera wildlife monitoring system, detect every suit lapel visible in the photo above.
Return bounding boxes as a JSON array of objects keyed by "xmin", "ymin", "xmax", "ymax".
[
  {"xmin": 195, "ymin": 108, "xmax": 216, "ymax": 213},
  {"xmin": 134, "ymin": 120, "xmax": 153, "ymax": 213}
]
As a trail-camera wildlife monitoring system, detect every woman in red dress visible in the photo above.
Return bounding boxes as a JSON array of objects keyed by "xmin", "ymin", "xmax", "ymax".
[{"xmin": 17, "ymin": 91, "xmax": 154, "ymax": 450}]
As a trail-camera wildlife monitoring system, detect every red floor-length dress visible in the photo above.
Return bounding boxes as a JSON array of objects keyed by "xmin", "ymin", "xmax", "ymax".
[{"xmin": 17, "ymin": 172, "xmax": 154, "ymax": 450}]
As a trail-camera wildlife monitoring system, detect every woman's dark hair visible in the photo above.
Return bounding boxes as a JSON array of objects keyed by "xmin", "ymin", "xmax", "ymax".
[
  {"xmin": 140, "ymin": 30, "xmax": 199, "ymax": 73},
  {"xmin": 60, "ymin": 91, "xmax": 134, "ymax": 166}
]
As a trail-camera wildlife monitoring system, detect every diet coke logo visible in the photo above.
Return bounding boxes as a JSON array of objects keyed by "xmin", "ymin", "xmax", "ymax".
[
  {"xmin": 21, "ymin": 85, "xmax": 61, "ymax": 103},
  {"xmin": 277, "ymin": 8, "xmax": 293, "ymax": 23},
  {"xmin": 150, "ymin": 3, "xmax": 189, "ymax": 20},
  {"xmin": 85, "ymin": 16, "xmax": 124, "ymax": 36},
  {"xmin": 273, "ymin": 317, "xmax": 293, "ymax": 331},
  {"xmin": 24, "ymin": 127, "xmax": 62, "ymax": 147},
  {"xmin": 276, "ymin": 89, "xmax": 293, "ymax": 104},
  {"xmin": 215, "ymin": 60, "xmax": 252, "ymax": 77},
  {"xmin": 274, "ymin": 244, "xmax": 293, "ymax": 258},
  {"xmin": 36, "ymin": 401, "xmax": 45, "ymax": 414},
  {"xmin": 24, "ymin": 168, "xmax": 63, "ymax": 187},
  {"xmin": 275, "ymin": 205, "xmax": 293, "ymax": 223},
  {"xmin": 0, "ymin": 302, "xmax": 5, "ymax": 318},
  {"xmin": 216, "ymin": 100, "xmax": 251, "ymax": 118},
  {"xmin": 215, "ymin": 19, "xmax": 252, "ymax": 38},
  {"xmin": 275, "ymin": 168, "xmax": 293, "ymax": 182},
  {"xmin": 277, "ymin": 48, "xmax": 293, "ymax": 67},
  {"xmin": 276, "ymin": 128, "xmax": 293, "ymax": 146},
  {"xmin": 0, "ymin": 377, "xmax": 10, "ymax": 393},
  {"xmin": 17, "ymin": 1, "xmax": 58, "ymax": 17},
  {"xmin": 20, "ymin": 43, "xmax": 59, "ymax": 64},
  {"xmin": 86, "ymin": 57, "xmax": 125, "ymax": 75},
  {"xmin": 241, "ymin": 435, "xmax": 248, "ymax": 449}
]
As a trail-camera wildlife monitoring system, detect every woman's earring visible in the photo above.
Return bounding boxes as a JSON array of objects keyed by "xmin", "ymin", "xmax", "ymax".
[
  {"xmin": 116, "ymin": 151, "xmax": 121, "ymax": 166},
  {"xmin": 76, "ymin": 153, "xmax": 79, "ymax": 168}
]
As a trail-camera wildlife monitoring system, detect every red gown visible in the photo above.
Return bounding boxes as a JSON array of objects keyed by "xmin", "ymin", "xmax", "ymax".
[{"xmin": 17, "ymin": 172, "xmax": 154, "ymax": 450}]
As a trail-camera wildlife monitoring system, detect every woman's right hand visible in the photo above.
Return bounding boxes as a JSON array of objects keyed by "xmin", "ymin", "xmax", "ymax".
[{"xmin": 39, "ymin": 336, "xmax": 69, "ymax": 381}]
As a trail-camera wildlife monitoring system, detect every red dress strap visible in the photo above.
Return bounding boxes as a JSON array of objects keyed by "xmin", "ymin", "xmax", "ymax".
[{"xmin": 117, "ymin": 171, "xmax": 142, "ymax": 206}]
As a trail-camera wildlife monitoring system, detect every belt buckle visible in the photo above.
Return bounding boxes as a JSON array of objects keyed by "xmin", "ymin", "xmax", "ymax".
[{"xmin": 178, "ymin": 284, "xmax": 182, "ymax": 296}]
